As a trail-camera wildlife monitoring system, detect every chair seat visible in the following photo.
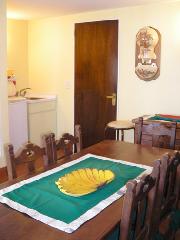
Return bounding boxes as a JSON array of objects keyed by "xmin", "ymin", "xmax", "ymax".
[{"xmin": 107, "ymin": 120, "xmax": 134, "ymax": 130}]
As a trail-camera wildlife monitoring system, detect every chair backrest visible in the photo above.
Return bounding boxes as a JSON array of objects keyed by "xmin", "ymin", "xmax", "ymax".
[
  {"xmin": 120, "ymin": 160, "xmax": 160, "ymax": 240},
  {"xmin": 74, "ymin": 124, "xmax": 82, "ymax": 152},
  {"xmin": 156, "ymin": 152, "xmax": 180, "ymax": 220},
  {"xmin": 134, "ymin": 117, "xmax": 177, "ymax": 149},
  {"xmin": 147, "ymin": 151, "xmax": 180, "ymax": 238},
  {"xmin": 7, "ymin": 142, "xmax": 46, "ymax": 179},
  {"xmin": 56, "ymin": 133, "xmax": 79, "ymax": 156},
  {"xmin": 45, "ymin": 124, "xmax": 82, "ymax": 164},
  {"xmin": 160, "ymin": 151, "xmax": 180, "ymax": 214}
]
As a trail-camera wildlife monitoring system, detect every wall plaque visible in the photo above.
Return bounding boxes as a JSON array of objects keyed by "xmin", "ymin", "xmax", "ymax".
[{"xmin": 135, "ymin": 26, "xmax": 161, "ymax": 81}]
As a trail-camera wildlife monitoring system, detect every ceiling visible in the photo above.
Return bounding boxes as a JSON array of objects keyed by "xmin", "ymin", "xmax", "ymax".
[{"xmin": 7, "ymin": 0, "xmax": 175, "ymax": 20}]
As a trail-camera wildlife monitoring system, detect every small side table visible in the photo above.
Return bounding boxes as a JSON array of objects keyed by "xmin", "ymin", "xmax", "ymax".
[{"xmin": 105, "ymin": 120, "xmax": 134, "ymax": 141}]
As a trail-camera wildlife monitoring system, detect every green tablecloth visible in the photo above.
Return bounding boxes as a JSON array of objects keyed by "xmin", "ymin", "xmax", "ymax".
[
  {"xmin": 148, "ymin": 115, "xmax": 180, "ymax": 122},
  {"xmin": 0, "ymin": 154, "xmax": 151, "ymax": 233}
]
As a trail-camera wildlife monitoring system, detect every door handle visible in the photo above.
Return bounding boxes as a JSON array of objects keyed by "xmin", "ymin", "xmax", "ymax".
[{"xmin": 106, "ymin": 93, "xmax": 116, "ymax": 106}]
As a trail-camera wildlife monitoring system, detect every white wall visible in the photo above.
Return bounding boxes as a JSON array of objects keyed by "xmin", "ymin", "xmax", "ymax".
[
  {"xmin": 29, "ymin": 17, "xmax": 75, "ymax": 136},
  {"xmin": 7, "ymin": 19, "xmax": 29, "ymax": 90},
  {"xmin": 0, "ymin": 0, "xmax": 9, "ymax": 167},
  {"xmin": 28, "ymin": 1, "xmax": 180, "ymax": 141}
]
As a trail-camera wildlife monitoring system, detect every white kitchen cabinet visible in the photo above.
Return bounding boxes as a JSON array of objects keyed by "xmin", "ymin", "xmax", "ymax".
[
  {"xmin": 27, "ymin": 99, "xmax": 57, "ymax": 146},
  {"xmin": 8, "ymin": 99, "xmax": 28, "ymax": 151}
]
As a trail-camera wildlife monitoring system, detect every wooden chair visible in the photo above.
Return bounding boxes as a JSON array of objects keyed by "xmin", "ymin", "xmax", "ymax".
[
  {"xmin": 134, "ymin": 117, "xmax": 177, "ymax": 149},
  {"xmin": 7, "ymin": 142, "xmax": 47, "ymax": 180},
  {"xmin": 119, "ymin": 160, "xmax": 161, "ymax": 240},
  {"xmin": 159, "ymin": 152, "xmax": 180, "ymax": 215},
  {"xmin": 153, "ymin": 151, "xmax": 180, "ymax": 239},
  {"xmin": 45, "ymin": 124, "xmax": 82, "ymax": 164}
]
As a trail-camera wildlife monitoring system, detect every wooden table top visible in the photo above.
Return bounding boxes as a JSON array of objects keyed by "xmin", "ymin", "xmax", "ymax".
[{"xmin": 0, "ymin": 140, "xmax": 175, "ymax": 240}]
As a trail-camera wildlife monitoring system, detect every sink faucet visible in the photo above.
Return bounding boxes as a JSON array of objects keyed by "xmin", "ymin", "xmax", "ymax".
[{"xmin": 18, "ymin": 88, "xmax": 32, "ymax": 97}]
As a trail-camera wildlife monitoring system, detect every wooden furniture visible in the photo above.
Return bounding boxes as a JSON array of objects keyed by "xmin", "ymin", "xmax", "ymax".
[
  {"xmin": 105, "ymin": 120, "xmax": 134, "ymax": 141},
  {"xmin": 159, "ymin": 152, "xmax": 180, "ymax": 215},
  {"xmin": 45, "ymin": 125, "xmax": 82, "ymax": 164},
  {"xmin": 134, "ymin": 117, "xmax": 177, "ymax": 149},
  {"xmin": 120, "ymin": 160, "xmax": 160, "ymax": 240},
  {"xmin": 0, "ymin": 140, "xmax": 175, "ymax": 240},
  {"xmin": 7, "ymin": 142, "xmax": 46, "ymax": 180},
  {"xmin": 154, "ymin": 152, "xmax": 180, "ymax": 239},
  {"xmin": 133, "ymin": 116, "xmax": 180, "ymax": 150},
  {"xmin": 74, "ymin": 124, "xmax": 82, "ymax": 153}
]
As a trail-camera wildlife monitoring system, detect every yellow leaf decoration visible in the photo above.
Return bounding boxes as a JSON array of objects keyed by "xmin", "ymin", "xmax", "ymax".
[{"xmin": 55, "ymin": 168, "xmax": 115, "ymax": 197}]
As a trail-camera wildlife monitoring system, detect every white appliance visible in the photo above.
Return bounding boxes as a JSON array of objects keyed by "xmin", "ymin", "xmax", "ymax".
[
  {"xmin": 8, "ymin": 99, "xmax": 28, "ymax": 151},
  {"xmin": 28, "ymin": 98, "xmax": 57, "ymax": 146}
]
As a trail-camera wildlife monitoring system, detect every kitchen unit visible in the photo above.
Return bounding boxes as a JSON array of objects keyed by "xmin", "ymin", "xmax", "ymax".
[
  {"xmin": 27, "ymin": 97, "xmax": 57, "ymax": 146},
  {"xmin": 8, "ymin": 98, "xmax": 28, "ymax": 151},
  {"xmin": 8, "ymin": 95, "xmax": 57, "ymax": 148}
]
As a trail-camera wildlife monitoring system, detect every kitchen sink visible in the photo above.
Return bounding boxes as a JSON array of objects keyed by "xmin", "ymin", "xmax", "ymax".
[{"xmin": 25, "ymin": 97, "xmax": 44, "ymax": 100}]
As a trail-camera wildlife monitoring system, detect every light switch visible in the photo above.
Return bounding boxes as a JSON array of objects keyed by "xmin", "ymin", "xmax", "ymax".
[{"xmin": 65, "ymin": 80, "xmax": 71, "ymax": 89}]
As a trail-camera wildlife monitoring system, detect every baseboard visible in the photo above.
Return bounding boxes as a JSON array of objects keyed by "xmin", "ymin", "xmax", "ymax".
[{"xmin": 0, "ymin": 166, "xmax": 8, "ymax": 183}]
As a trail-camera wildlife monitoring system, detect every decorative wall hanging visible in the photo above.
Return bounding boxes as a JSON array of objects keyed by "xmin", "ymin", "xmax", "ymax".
[{"xmin": 135, "ymin": 26, "xmax": 161, "ymax": 81}]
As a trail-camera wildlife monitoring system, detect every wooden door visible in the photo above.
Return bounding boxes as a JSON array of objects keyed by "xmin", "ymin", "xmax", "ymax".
[{"xmin": 75, "ymin": 20, "xmax": 118, "ymax": 148}]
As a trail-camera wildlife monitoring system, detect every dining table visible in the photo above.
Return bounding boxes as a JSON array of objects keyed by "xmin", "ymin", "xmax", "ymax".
[{"xmin": 0, "ymin": 140, "xmax": 175, "ymax": 240}]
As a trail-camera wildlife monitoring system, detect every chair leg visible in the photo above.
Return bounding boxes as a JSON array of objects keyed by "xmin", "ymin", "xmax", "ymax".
[
  {"xmin": 121, "ymin": 130, "xmax": 124, "ymax": 141},
  {"xmin": 117, "ymin": 130, "xmax": 119, "ymax": 140}
]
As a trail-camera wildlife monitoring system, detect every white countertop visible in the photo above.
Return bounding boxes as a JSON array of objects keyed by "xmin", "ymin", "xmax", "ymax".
[
  {"xmin": 8, "ymin": 94, "xmax": 57, "ymax": 103},
  {"xmin": 8, "ymin": 96, "xmax": 26, "ymax": 103}
]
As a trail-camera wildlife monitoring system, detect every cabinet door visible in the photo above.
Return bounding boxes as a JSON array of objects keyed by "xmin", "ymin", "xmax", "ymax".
[
  {"xmin": 9, "ymin": 101, "xmax": 28, "ymax": 151},
  {"xmin": 28, "ymin": 101, "xmax": 57, "ymax": 146}
]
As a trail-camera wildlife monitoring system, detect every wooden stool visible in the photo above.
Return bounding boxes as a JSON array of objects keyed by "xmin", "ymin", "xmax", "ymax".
[{"xmin": 106, "ymin": 120, "xmax": 134, "ymax": 141}]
